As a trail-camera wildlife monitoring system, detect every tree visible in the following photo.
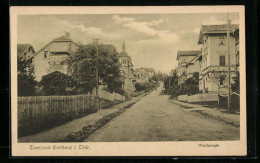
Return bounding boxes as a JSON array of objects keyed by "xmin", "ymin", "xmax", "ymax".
[
  {"xmin": 182, "ymin": 72, "xmax": 199, "ymax": 95},
  {"xmin": 207, "ymin": 69, "xmax": 227, "ymax": 95},
  {"xmin": 17, "ymin": 57, "xmax": 37, "ymax": 96},
  {"xmin": 231, "ymin": 71, "xmax": 240, "ymax": 94},
  {"xmin": 163, "ymin": 70, "xmax": 178, "ymax": 96},
  {"xmin": 66, "ymin": 43, "xmax": 123, "ymax": 94},
  {"xmin": 40, "ymin": 71, "xmax": 76, "ymax": 95}
]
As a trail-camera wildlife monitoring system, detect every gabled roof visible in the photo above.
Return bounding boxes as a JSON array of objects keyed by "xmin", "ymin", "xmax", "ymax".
[
  {"xmin": 29, "ymin": 33, "xmax": 79, "ymax": 59},
  {"xmin": 17, "ymin": 44, "xmax": 34, "ymax": 57},
  {"xmin": 48, "ymin": 42, "xmax": 72, "ymax": 53},
  {"xmin": 176, "ymin": 50, "xmax": 201, "ymax": 60},
  {"xmin": 53, "ymin": 35, "xmax": 72, "ymax": 42},
  {"xmin": 198, "ymin": 24, "xmax": 239, "ymax": 44},
  {"xmin": 201, "ymin": 24, "xmax": 239, "ymax": 33}
]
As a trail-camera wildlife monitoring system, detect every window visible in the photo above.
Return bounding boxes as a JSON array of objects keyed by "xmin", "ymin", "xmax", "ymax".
[
  {"xmin": 219, "ymin": 56, "xmax": 225, "ymax": 66},
  {"xmin": 44, "ymin": 51, "xmax": 48, "ymax": 58},
  {"xmin": 236, "ymin": 53, "xmax": 240, "ymax": 66},
  {"xmin": 219, "ymin": 35, "xmax": 225, "ymax": 45},
  {"xmin": 220, "ymin": 76, "xmax": 225, "ymax": 86}
]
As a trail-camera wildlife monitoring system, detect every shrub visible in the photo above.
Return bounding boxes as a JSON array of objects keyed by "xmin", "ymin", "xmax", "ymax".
[
  {"xmin": 17, "ymin": 57, "xmax": 37, "ymax": 96},
  {"xmin": 134, "ymin": 82, "xmax": 157, "ymax": 92},
  {"xmin": 40, "ymin": 71, "xmax": 76, "ymax": 95}
]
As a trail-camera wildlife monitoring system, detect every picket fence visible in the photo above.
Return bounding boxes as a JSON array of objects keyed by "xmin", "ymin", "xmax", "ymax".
[
  {"xmin": 18, "ymin": 91, "xmax": 125, "ymax": 137},
  {"xmin": 18, "ymin": 95, "xmax": 98, "ymax": 136}
]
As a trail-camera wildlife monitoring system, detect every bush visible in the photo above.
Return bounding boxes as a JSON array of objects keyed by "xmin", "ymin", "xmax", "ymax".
[
  {"xmin": 134, "ymin": 82, "xmax": 157, "ymax": 92},
  {"xmin": 18, "ymin": 57, "xmax": 37, "ymax": 96},
  {"xmin": 18, "ymin": 73, "xmax": 37, "ymax": 96},
  {"xmin": 40, "ymin": 71, "xmax": 77, "ymax": 95},
  {"xmin": 166, "ymin": 73, "xmax": 199, "ymax": 99}
]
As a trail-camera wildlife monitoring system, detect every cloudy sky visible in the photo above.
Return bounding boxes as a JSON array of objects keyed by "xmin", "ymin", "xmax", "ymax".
[{"xmin": 18, "ymin": 13, "xmax": 238, "ymax": 73}]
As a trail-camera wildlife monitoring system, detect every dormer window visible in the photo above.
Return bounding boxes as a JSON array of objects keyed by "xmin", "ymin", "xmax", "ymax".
[{"xmin": 219, "ymin": 35, "xmax": 225, "ymax": 45}]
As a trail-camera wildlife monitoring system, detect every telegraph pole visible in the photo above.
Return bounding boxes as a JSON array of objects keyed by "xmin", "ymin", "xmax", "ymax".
[
  {"xmin": 168, "ymin": 73, "xmax": 171, "ymax": 97},
  {"xmin": 227, "ymin": 13, "xmax": 231, "ymax": 111},
  {"xmin": 93, "ymin": 39, "xmax": 99, "ymax": 97}
]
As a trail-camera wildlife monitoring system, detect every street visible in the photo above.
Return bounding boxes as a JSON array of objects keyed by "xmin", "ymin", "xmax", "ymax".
[{"xmin": 85, "ymin": 83, "xmax": 240, "ymax": 142}]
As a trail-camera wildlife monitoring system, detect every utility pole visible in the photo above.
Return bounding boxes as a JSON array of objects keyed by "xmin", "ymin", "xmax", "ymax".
[
  {"xmin": 168, "ymin": 74, "xmax": 171, "ymax": 97},
  {"xmin": 93, "ymin": 39, "xmax": 99, "ymax": 99},
  {"xmin": 227, "ymin": 13, "xmax": 231, "ymax": 111}
]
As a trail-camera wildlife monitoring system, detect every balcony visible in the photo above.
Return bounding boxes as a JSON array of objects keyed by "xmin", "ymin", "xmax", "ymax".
[{"xmin": 201, "ymin": 66, "xmax": 237, "ymax": 76}]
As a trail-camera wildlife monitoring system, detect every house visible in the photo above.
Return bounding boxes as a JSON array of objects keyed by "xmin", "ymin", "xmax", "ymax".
[
  {"xmin": 176, "ymin": 50, "xmax": 201, "ymax": 84},
  {"xmin": 186, "ymin": 53, "xmax": 201, "ymax": 79},
  {"xmin": 146, "ymin": 68, "xmax": 155, "ymax": 78},
  {"xmin": 234, "ymin": 28, "xmax": 239, "ymax": 72},
  {"xmin": 17, "ymin": 44, "xmax": 35, "ymax": 61},
  {"xmin": 197, "ymin": 24, "xmax": 239, "ymax": 94},
  {"xmin": 30, "ymin": 32, "xmax": 79, "ymax": 81},
  {"xmin": 134, "ymin": 69, "xmax": 149, "ymax": 83},
  {"xmin": 134, "ymin": 67, "xmax": 155, "ymax": 83},
  {"xmin": 118, "ymin": 42, "xmax": 136, "ymax": 98}
]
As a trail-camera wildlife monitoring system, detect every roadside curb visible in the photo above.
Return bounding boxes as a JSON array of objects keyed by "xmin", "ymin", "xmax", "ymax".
[
  {"xmin": 62, "ymin": 102, "xmax": 135, "ymax": 142},
  {"xmin": 170, "ymin": 100, "xmax": 240, "ymax": 127}
]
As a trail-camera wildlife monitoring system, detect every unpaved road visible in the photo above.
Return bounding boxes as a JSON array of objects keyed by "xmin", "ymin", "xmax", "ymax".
[{"xmin": 85, "ymin": 84, "xmax": 239, "ymax": 142}]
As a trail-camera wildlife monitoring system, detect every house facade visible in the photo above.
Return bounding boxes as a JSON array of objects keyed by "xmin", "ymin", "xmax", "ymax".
[
  {"xmin": 118, "ymin": 42, "xmax": 136, "ymax": 98},
  {"xmin": 30, "ymin": 32, "xmax": 79, "ymax": 81},
  {"xmin": 146, "ymin": 68, "xmax": 155, "ymax": 79},
  {"xmin": 134, "ymin": 68, "xmax": 149, "ymax": 83},
  {"xmin": 176, "ymin": 50, "xmax": 201, "ymax": 85},
  {"xmin": 197, "ymin": 24, "xmax": 239, "ymax": 94},
  {"xmin": 17, "ymin": 44, "xmax": 35, "ymax": 61},
  {"xmin": 134, "ymin": 67, "xmax": 155, "ymax": 83},
  {"xmin": 234, "ymin": 28, "xmax": 240, "ymax": 72},
  {"xmin": 186, "ymin": 55, "xmax": 201, "ymax": 79}
]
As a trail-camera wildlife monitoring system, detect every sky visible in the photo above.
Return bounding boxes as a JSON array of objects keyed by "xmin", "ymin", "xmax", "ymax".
[{"xmin": 18, "ymin": 13, "xmax": 239, "ymax": 73}]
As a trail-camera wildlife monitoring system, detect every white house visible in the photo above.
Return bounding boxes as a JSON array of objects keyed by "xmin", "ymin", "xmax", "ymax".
[
  {"xmin": 197, "ymin": 24, "xmax": 239, "ymax": 94},
  {"xmin": 30, "ymin": 32, "xmax": 79, "ymax": 81},
  {"xmin": 176, "ymin": 50, "xmax": 201, "ymax": 84}
]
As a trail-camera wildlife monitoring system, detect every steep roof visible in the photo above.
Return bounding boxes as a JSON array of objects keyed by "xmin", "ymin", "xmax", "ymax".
[
  {"xmin": 17, "ymin": 44, "xmax": 33, "ymax": 57},
  {"xmin": 48, "ymin": 42, "xmax": 72, "ymax": 53},
  {"xmin": 53, "ymin": 35, "xmax": 72, "ymax": 42},
  {"xmin": 118, "ymin": 51, "xmax": 129, "ymax": 57},
  {"xmin": 198, "ymin": 24, "xmax": 239, "ymax": 44},
  {"xmin": 30, "ymin": 33, "xmax": 78, "ymax": 59},
  {"xmin": 176, "ymin": 50, "xmax": 201, "ymax": 60},
  {"xmin": 118, "ymin": 42, "xmax": 129, "ymax": 57}
]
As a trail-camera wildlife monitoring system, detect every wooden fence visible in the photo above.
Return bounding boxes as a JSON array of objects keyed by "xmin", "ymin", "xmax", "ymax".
[
  {"xmin": 18, "ymin": 95, "xmax": 99, "ymax": 137},
  {"xmin": 18, "ymin": 91, "xmax": 126, "ymax": 137}
]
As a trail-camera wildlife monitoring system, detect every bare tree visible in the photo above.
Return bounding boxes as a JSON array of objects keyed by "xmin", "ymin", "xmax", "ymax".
[{"xmin": 207, "ymin": 69, "xmax": 227, "ymax": 105}]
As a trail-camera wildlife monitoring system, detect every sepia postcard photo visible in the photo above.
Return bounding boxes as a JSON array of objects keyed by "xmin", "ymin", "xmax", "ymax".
[{"xmin": 11, "ymin": 6, "xmax": 246, "ymax": 156}]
